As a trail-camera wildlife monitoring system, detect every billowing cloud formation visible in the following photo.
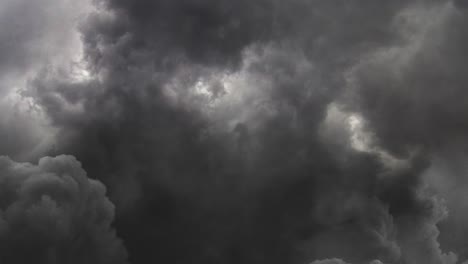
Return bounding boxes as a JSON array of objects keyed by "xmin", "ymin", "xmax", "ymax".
[
  {"xmin": 0, "ymin": 155, "xmax": 128, "ymax": 264},
  {"xmin": 0, "ymin": 0, "xmax": 91, "ymax": 161},
  {"xmin": 2, "ymin": 0, "xmax": 468, "ymax": 264},
  {"xmin": 345, "ymin": 1, "xmax": 468, "ymax": 155},
  {"xmin": 343, "ymin": 1, "xmax": 468, "ymax": 262}
]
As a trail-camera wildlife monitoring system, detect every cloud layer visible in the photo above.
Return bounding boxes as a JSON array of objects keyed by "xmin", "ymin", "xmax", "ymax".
[
  {"xmin": 1, "ymin": 0, "xmax": 468, "ymax": 264},
  {"xmin": 0, "ymin": 155, "xmax": 127, "ymax": 264}
]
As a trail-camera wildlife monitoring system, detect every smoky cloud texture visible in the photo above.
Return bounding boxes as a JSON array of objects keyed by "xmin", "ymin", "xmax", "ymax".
[
  {"xmin": 1, "ymin": 0, "xmax": 468, "ymax": 264},
  {"xmin": 345, "ymin": 1, "xmax": 468, "ymax": 155},
  {"xmin": 0, "ymin": 155, "xmax": 127, "ymax": 264}
]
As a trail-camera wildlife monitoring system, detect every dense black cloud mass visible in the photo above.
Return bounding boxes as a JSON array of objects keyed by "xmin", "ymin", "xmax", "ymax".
[
  {"xmin": 342, "ymin": 2, "xmax": 468, "ymax": 262},
  {"xmin": 0, "ymin": 155, "xmax": 127, "ymax": 264},
  {"xmin": 2, "ymin": 0, "xmax": 468, "ymax": 263},
  {"xmin": 345, "ymin": 1, "xmax": 468, "ymax": 155}
]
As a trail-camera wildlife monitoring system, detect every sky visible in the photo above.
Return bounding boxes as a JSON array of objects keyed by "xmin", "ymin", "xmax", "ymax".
[{"xmin": 1, "ymin": 0, "xmax": 468, "ymax": 263}]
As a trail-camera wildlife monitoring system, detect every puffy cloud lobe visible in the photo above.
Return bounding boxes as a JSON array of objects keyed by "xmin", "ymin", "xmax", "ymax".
[{"xmin": 0, "ymin": 155, "xmax": 128, "ymax": 264}]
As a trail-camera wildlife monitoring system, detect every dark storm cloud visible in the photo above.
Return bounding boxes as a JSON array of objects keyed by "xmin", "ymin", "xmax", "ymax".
[
  {"xmin": 310, "ymin": 259, "xmax": 351, "ymax": 264},
  {"xmin": 344, "ymin": 0, "xmax": 468, "ymax": 155},
  {"xmin": 425, "ymin": 153, "xmax": 468, "ymax": 261},
  {"xmin": 6, "ymin": 0, "xmax": 468, "ymax": 263},
  {"xmin": 0, "ymin": 0, "xmax": 90, "ymax": 161},
  {"xmin": 81, "ymin": 0, "xmax": 412, "ymax": 73},
  {"xmin": 97, "ymin": 0, "xmax": 276, "ymax": 66},
  {"xmin": 342, "ymin": 1, "xmax": 468, "ymax": 263},
  {"xmin": 0, "ymin": 155, "xmax": 128, "ymax": 264}
]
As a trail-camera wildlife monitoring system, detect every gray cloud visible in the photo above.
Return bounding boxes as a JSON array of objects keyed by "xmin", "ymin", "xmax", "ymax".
[
  {"xmin": 0, "ymin": 155, "xmax": 128, "ymax": 264},
  {"xmin": 310, "ymin": 259, "xmax": 351, "ymax": 264},
  {"xmin": 344, "ymin": 1, "xmax": 468, "ymax": 155},
  {"xmin": 341, "ymin": 1, "xmax": 468, "ymax": 263},
  {"xmin": 0, "ymin": 0, "xmax": 91, "ymax": 161},
  {"xmin": 1, "ymin": 0, "xmax": 468, "ymax": 263},
  {"xmin": 0, "ymin": 0, "xmax": 89, "ymax": 83}
]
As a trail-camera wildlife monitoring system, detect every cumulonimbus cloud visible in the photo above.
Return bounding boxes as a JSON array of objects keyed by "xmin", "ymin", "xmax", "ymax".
[
  {"xmin": 1, "ymin": 0, "xmax": 468, "ymax": 264},
  {"xmin": 0, "ymin": 155, "xmax": 128, "ymax": 264}
]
